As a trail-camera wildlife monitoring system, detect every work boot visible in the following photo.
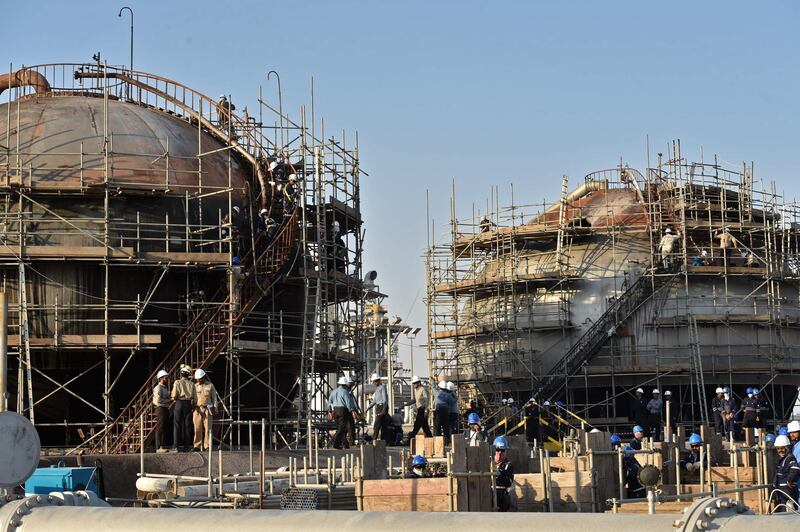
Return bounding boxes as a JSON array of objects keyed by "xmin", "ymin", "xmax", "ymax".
[{"xmin": 156, "ymin": 447, "xmax": 169, "ymax": 454}]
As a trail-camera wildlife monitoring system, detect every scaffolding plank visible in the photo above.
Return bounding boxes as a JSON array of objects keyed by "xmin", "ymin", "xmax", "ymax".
[{"xmin": 7, "ymin": 334, "xmax": 161, "ymax": 348}]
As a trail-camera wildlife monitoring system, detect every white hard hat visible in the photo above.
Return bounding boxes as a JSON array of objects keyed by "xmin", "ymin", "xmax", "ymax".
[
  {"xmin": 446, "ymin": 381, "xmax": 455, "ymax": 391},
  {"xmin": 346, "ymin": 376, "xmax": 354, "ymax": 385},
  {"xmin": 716, "ymin": 387, "xmax": 724, "ymax": 394},
  {"xmin": 371, "ymin": 373, "xmax": 381, "ymax": 382},
  {"xmin": 288, "ymin": 174, "xmax": 297, "ymax": 181},
  {"xmin": 665, "ymin": 228, "xmax": 672, "ymax": 234},
  {"xmin": 543, "ymin": 401, "xmax": 551, "ymax": 406},
  {"xmin": 180, "ymin": 365, "xmax": 191, "ymax": 374},
  {"xmin": 787, "ymin": 421, "xmax": 800, "ymax": 433},
  {"xmin": 338, "ymin": 376, "xmax": 349, "ymax": 386},
  {"xmin": 507, "ymin": 398, "xmax": 514, "ymax": 404},
  {"xmin": 652, "ymin": 389, "xmax": 660, "ymax": 394},
  {"xmin": 701, "ymin": 250, "xmax": 708, "ymax": 257},
  {"xmin": 156, "ymin": 370, "xmax": 168, "ymax": 379},
  {"xmin": 501, "ymin": 398, "xmax": 508, "ymax": 404},
  {"xmin": 269, "ymin": 161, "xmax": 279, "ymax": 171},
  {"xmin": 590, "ymin": 428, "xmax": 602, "ymax": 433},
  {"xmin": 411, "ymin": 375, "xmax": 421, "ymax": 384},
  {"xmin": 232, "ymin": 206, "xmax": 240, "ymax": 214},
  {"xmin": 635, "ymin": 388, "xmax": 644, "ymax": 394},
  {"xmin": 775, "ymin": 435, "xmax": 792, "ymax": 448},
  {"xmin": 219, "ymin": 94, "xmax": 226, "ymax": 99},
  {"xmin": 664, "ymin": 390, "xmax": 672, "ymax": 396},
  {"xmin": 194, "ymin": 369, "xmax": 206, "ymax": 380},
  {"xmin": 438, "ymin": 380, "xmax": 447, "ymax": 390},
  {"xmin": 259, "ymin": 208, "xmax": 269, "ymax": 216}
]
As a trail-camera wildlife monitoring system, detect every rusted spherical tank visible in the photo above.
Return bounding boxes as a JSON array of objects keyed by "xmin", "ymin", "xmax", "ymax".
[{"xmin": 0, "ymin": 92, "xmax": 251, "ymax": 437}]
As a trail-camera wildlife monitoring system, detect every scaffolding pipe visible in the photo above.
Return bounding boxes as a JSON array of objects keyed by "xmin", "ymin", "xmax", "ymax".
[{"xmin": 0, "ymin": 293, "xmax": 6, "ymax": 412}]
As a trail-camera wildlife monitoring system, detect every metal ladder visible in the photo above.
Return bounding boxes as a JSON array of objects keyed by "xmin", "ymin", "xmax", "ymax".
[
  {"xmin": 17, "ymin": 263, "xmax": 34, "ymax": 423},
  {"xmin": 688, "ymin": 315, "xmax": 709, "ymax": 427}
]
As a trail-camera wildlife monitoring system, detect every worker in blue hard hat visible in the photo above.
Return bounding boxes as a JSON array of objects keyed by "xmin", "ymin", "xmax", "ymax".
[
  {"xmin": 406, "ymin": 455, "xmax": 430, "ymax": 478},
  {"xmin": 464, "ymin": 412, "xmax": 487, "ymax": 447},
  {"xmin": 771, "ymin": 434, "xmax": 800, "ymax": 512},
  {"xmin": 622, "ymin": 446, "xmax": 645, "ymax": 499},
  {"xmin": 753, "ymin": 389, "xmax": 769, "ymax": 430},
  {"xmin": 680, "ymin": 434, "xmax": 704, "ymax": 473},
  {"xmin": 492, "ymin": 436, "xmax": 514, "ymax": 512},
  {"xmin": 765, "ymin": 433, "xmax": 776, "ymax": 444},
  {"xmin": 742, "ymin": 387, "xmax": 758, "ymax": 431},
  {"xmin": 779, "ymin": 426, "xmax": 789, "ymax": 437},
  {"xmin": 629, "ymin": 425, "xmax": 645, "ymax": 450},
  {"xmin": 610, "ymin": 434, "xmax": 622, "ymax": 449}
]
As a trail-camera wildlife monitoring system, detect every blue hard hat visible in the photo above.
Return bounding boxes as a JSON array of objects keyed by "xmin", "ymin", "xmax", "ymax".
[
  {"xmin": 411, "ymin": 455, "xmax": 427, "ymax": 467},
  {"xmin": 746, "ymin": 387, "xmax": 753, "ymax": 395},
  {"xmin": 610, "ymin": 434, "xmax": 622, "ymax": 444},
  {"xmin": 723, "ymin": 387, "xmax": 730, "ymax": 393},
  {"xmin": 688, "ymin": 433, "xmax": 703, "ymax": 445},
  {"xmin": 493, "ymin": 436, "xmax": 509, "ymax": 450},
  {"xmin": 468, "ymin": 412, "xmax": 480, "ymax": 425},
  {"xmin": 633, "ymin": 425, "xmax": 644, "ymax": 434},
  {"xmin": 779, "ymin": 426, "xmax": 789, "ymax": 436},
  {"xmin": 232, "ymin": 256, "xmax": 241, "ymax": 265},
  {"xmin": 752, "ymin": 388, "xmax": 760, "ymax": 395},
  {"xmin": 765, "ymin": 434, "xmax": 776, "ymax": 443}
]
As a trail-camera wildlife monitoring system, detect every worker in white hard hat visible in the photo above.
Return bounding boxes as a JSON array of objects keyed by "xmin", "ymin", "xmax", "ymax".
[
  {"xmin": 772, "ymin": 434, "xmax": 800, "ymax": 511},
  {"xmin": 152, "ymin": 370, "xmax": 171, "ymax": 453},
  {"xmin": 787, "ymin": 420, "xmax": 800, "ymax": 464},
  {"xmin": 216, "ymin": 93, "xmax": 236, "ymax": 136},
  {"xmin": 327, "ymin": 376, "xmax": 357, "ymax": 449},
  {"xmin": 658, "ymin": 227, "xmax": 680, "ymax": 269},
  {"xmin": 193, "ymin": 368, "xmax": 219, "ymax": 452},
  {"xmin": 366, "ymin": 373, "xmax": 389, "ymax": 443},
  {"xmin": 446, "ymin": 382, "xmax": 459, "ymax": 434},
  {"xmin": 405, "ymin": 375, "xmax": 432, "ymax": 438},
  {"xmin": 630, "ymin": 387, "xmax": 648, "ymax": 434},
  {"xmin": 282, "ymin": 173, "xmax": 299, "ymax": 213},
  {"xmin": 646, "ymin": 389, "xmax": 663, "ymax": 441},
  {"xmin": 711, "ymin": 387, "xmax": 725, "ymax": 435},
  {"xmin": 170, "ymin": 365, "xmax": 197, "ymax": 452},
  {"xmin": 434, "ymin": 380, "xmax": 455, "ymax": 445}
]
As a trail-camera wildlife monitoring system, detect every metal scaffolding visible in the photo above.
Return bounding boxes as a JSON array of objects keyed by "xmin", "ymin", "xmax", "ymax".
[
  {"xmin": 0, "ymin": 62, "xmax": 367, "ymax": 452},
  {"xmin": 425, "ymin": 143, "xmax": 800, "ymax": 432}
]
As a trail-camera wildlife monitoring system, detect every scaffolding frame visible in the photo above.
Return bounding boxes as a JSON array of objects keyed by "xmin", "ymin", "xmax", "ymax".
[
  {"xmin": 425, "ymin": 144, "xmax": 800, "ymax": 430},
  {"xmin": 1, "ymin": 62, "xmax": 367, "ymax": 452}
]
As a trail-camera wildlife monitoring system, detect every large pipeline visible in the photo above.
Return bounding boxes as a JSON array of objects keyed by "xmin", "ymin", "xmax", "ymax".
[
  {"xmin": 0, "ymin": 494, "xmax": 799, "ymax": 531},
  {"xmin": 0, "ymin": 69, "xmax": 51, "ymax": 96}
]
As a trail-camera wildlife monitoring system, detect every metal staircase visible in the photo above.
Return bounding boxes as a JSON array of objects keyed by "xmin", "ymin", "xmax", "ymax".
[
  {"xmin": 88, "ymin": 210, "xmax": 299, "ymax": 454},
  {"xmin": 536, "ymin": 270, "xmax": 676, "ymax": 402}
]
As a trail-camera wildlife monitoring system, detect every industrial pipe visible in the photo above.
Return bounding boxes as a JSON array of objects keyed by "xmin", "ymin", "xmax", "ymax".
[{"xmin": 0, "ymin": 69, "xmax": 51, "ymax": 96}]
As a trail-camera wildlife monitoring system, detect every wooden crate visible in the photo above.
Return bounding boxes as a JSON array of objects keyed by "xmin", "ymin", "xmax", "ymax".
[{"xmin": 357, "ymin": 478, "xmax": 458, "ymax": 512}]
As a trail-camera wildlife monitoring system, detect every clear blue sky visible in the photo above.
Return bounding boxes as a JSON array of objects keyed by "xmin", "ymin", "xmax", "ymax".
[{"xmin": 6, "ymin": 1, "xmax": 800, "ymax": 374}]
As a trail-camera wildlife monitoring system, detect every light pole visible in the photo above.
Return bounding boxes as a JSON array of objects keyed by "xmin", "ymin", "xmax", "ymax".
[
  {"xmin": 118, "ymin": 7, "xmax": 134, "ymax": 71},
  {"xmin": 267, "ymin": 70, "xmax": 283, "ymax": 150},
  {"xmin": 404, "ymin": 327, "xmax": 421, "ymax": 377}
]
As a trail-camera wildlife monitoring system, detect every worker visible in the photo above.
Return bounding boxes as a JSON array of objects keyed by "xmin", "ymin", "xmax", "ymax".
[
  {"xmin": 630, "ymin": 425, "xmax": 645, "ymax": 450},
  {"xmin": 646, "ymin": 389, "xmax": 663, "ymax": 441},
  {"xmin": 765, "ymin": 433, "xmax": 777, "ymax": 445},
  {"xmin": 367, "ymin": 373, "xmax": 389, "ymax": 443},
  {"xmin": 463, "ymin": 399, "xmax": 479, "ymax": 421},
  {"xmin": 327, "ymin": 376, "xmax": 356, "ymax": 449},
  {"xmin": 630, "ymin": 388, "xmax": 648, "ymax": 433},
  {"xmin": 406, "ymin": 375, "xmax": 432, "ymax": 438},
  {"xmin": 152, "ymin": 370, "xmax": 170, "ymax": 453},
  {"xmin": 282, "ymin": 174, "xmax": 299, "ymax": 212},
  {"xmin": 434, "ymin": 381, "xmax": 454, "ymax": 445},
  {"xmin": 479, "ymin": 216, "xmax": 495, "ymax": 233},
  {"xmin": 711, "ymin": 387, "xmax": 725, "ymax": 435},
  {"xmin": 658, "ymin": 228, "xmax": 681, "ymax": 269},
  {"xmin": 715, "ymin": 227, "xmax": 739, "ymax": 265},
  {"xmin": 217, "ymin": 94, "xmax": 236, "ymax": 137},
  {"xmin": 192, "ymin": 368, "xmax": 218, "ymax": 452},
  {"xmin": 406, "ymin": 455, "xmax": 431, "ymax": 478},
  {"xmin": 680, "ymin": 433, "xmax": 704, "ymax": 473},
  {"xmin": 720, "ymin": 387, "xmax": 737, "ymax": 437},
  {"xmin": 492, "ymin": 436, "xmax": 514, "ymax": 512},
  {"xmin": 447, "ymin": 381, "xmax": 460, "ymax": 434},
  {"xmin": 742, "ymin": 387, "xmax": 757, "ymax": 430},
  {"xmin": 524, "ymin": 398, "xmax": 540, "ymax": 444},
  {"xmin": 508, "ymin": 397, "xmax": 519, "ymax": 417},
  {"xmin": 464, "ymin": 412, "xmax": 488, "ymax": 446},
  {"xmin": 610, "ymin": 434, "xmax": 622, "ymax": 449},
  {"xmin": 691, "ymin": 249, "xmax": 709, "ymax": 267},
  {"xmin": 772, "ymin": 434, "xmax": 800, "ymax": 512},
  {"xmin": 622, "ymin": 446, "xmax": 645, "ymax": 499},
  {"xmin": 753, "ymin": 389, "xmax": 769, "ymax": 429},
  {"xmin": 787, "ymin": 421, "xmax": 800, "ymax": 463},
  {"xmin": 170, "ymin": 365, "xmax": 197, "ymax": 452}
]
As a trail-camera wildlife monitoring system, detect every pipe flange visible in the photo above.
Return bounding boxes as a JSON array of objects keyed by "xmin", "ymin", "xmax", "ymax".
[{"xmin": 673, "ymin": 496, "xmax": 753, "ymax": 532}]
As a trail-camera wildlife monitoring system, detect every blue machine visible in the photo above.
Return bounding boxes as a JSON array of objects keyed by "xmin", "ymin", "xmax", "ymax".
[{"xmin": 25, "ymin": 464, "xmax": 99, "ymax": 495}]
